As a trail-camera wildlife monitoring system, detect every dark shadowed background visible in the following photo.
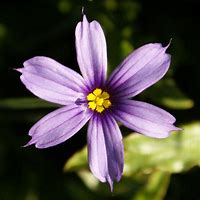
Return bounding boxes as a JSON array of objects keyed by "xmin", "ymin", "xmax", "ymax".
[{"xmin": 0, "ymin": 0, "xmax": 200, "ymax": 199}]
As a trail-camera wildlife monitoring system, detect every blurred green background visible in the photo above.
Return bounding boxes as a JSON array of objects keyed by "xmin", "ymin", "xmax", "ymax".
[{"xmin": 0, "ymin": 0, "xmax": 200, "ymax": 199}]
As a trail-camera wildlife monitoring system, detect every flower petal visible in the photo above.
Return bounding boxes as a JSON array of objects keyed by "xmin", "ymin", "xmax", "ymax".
[
  {"xmin": 75, "ymin": 15, "xmax": 107, "ymax": 89},
  {"xmin": 112, "ymin": 99, "xmax": 180, "ymax": 138},
  {"xmin": 107, "ymin": 43, "xmax": 171, "ymax": 98},
  {"xmin": 87, "ymin": 113, "xmax": 124, "ymax": 191},
  {"xmin": 17, "ymin": 56, "xmax": 86, "ymax": 105},
  {"xmin": 25, "ymin": 104, "xmax": 92, "ymax": 148}
]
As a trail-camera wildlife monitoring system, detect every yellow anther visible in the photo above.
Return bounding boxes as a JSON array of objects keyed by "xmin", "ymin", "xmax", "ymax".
[
  {"xmin": 96, "ymin": 97, "xmax": 104, "ymax": 106},
  {"xmin": 87, "ymin": 93, "xmax": 96, "ymax": 101},
  {"xmin": 87, "ymin": 88, "xmax": 111, "ymax": 113},
  {"xmin": 103, "ymin": 100, "xmax": 111, "ymax": 108},
  {"xmin": 101, "ymin": 91, "xmax": 110, "ymax": 99},
  {"xmin": 96, "ymin": 106, "xmax": 105, "ymax": 113},
  {"xmin": 88, "ymin": 102, "xmax": 96, "ymax": 110},
  {"xmin": 93, "ymin": 88, "xmax": 102, "ymax": 96}
]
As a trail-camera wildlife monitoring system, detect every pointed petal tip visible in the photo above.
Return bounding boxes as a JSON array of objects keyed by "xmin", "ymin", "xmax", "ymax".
[
  {"xmin": 22, "ymin": 139, "xmax": 47, "ymax": 149},
  {"xmin": 173, "ymin": 126, "xmax": 182, "ymax": 132},
  {"xmin": 154, "ymin": 125, "xmax": 182, "ymax": 138},
  {"xmin": 14, "ymin": 68, "xmax": 23, "ymax": 73},
  {"xmin": 164, "ymin": 38, "xmax": 172, "ymax": 51},
  {"xmin": 169, "ymin": 38, "xmax": 172, "ymax": 45},
  {"xmin": 81, "ymin": 6, "xmax": 85, "ymax": 16},
  {"xmin": 162, "ymin": 126, "xmax": 182, "ymax": 138},
  {"xmin": 107, "ymin": 178, "xmax": 114, "ymax": 192},
  {"xmin": 108, "ymin": 174, "xmax": 122, "ymax": 192},
  {"xmin": 22, "ymin": 140, "xmax": 33, "ymax": 148}
]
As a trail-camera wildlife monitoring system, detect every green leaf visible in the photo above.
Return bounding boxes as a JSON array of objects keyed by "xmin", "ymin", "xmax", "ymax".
[
  {"xmin": 63, "ymin": 122, "xmax": 200, "ymax": 196},
  {"xmin": 133, "ymin": 171, "xmax": 170, "ymax": 200},
  {"xmin": 64, "ymin": 122, "xmax": 200, "ymax": 176},
  {"xmin": 77, "ymin": 170, "xmax": 100, "ymax": 191},
  {"xmin": 140, "ymin": 78, "xmax": 194, "ymax": 109},
  {"xmin": 63, "ymin": 147, "xmax": 87, "ymax": 172},
  {"xmin": 124, "ymin": 122, "xmax": 200, "ymax": 175},
  {"xmin": 0, "ymin": 97, "xmax": 59, "ymax": 109}
]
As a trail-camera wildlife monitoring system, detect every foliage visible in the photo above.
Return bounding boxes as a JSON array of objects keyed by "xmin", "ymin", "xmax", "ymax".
[{"xmin": 64, "ymin": 122, "xmax": 200, "ymax": 199}]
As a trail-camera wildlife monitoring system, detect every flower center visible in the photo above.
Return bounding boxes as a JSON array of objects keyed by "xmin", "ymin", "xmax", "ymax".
[{"xmin": 87, "ymin": 88, "xmax": 111, "ymax": 113}]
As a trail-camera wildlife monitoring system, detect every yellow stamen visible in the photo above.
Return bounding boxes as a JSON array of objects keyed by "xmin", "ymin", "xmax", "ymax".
[
  {"xmin": 93, "ymin": 88, "xmax": 102, "ymax": 96},
  {"xmin": 103, "ymin": 100, "xmax": 111, "ymax": 108},
  {"xmin": 96, "ymin": 106, "xmax": 105, "ymax": 113},
  {"xmin": 96, "ymin": 97, "xmax": 104, "ymax": 106},
  {"xmin": 88, "ymin": 102, "xmax": 96, "ymax": 110},
  {"xmin": 87, "ymin": 93, "xmax": 96, "ymax": 101},
  {"xmin": 87, "ymin": 88, "xmax": 112, "ymax": 113},
  {"xmin": 101, "ymin": 91, "xmax": 110, "ymax": 99}
]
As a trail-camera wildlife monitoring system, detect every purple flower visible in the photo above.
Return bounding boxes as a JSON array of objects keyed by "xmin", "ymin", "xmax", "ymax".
[{"xmin": 17, "ymin": 15, "xmax": 180, "ymax": 190}]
